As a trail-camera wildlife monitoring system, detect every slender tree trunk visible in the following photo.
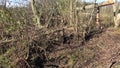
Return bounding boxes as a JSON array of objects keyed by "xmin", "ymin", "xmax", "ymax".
[
  {"xmin": 3, "ymin": 0, "xmax": 6, "ymax": 8},
  {"xmin": 70, "ymin": 0, "xmax": 73, "ymax": 27},
  {"xmin": 74, "ymin": 0, "xmax": 78, "ymax": 33},
  {"xmin": 30, "ymin": 0, "xmax": 42, "ymax": 29}
]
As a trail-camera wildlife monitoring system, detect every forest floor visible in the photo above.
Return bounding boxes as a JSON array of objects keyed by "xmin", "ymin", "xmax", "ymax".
[
  {"xmin": 1, "ymin": 27, "xmax": 120, "ymax": 68},
  {"xmin": 46, "ymin": 27, "xmax": 120, "ymax": 68},
  {"xmin": 80, "ymin": 28, "xmax": 120, "ymax": 68}
]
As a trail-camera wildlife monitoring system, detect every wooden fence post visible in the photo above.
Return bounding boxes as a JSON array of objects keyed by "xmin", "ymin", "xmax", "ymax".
[{"xmin": 96, "ymin": 7, "xmax": 101, "ymax": 28}]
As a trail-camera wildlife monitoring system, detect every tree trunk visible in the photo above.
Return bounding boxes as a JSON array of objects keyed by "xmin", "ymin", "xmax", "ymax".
[
  {"xmin": 74, "ymin": 0, "xmax": 78, "ymax": 33},
  {"xmin": 70, "ymin": 0, "xmax": 73, "ymax": 27},
  {"xmin": 30, "ymin": 0, "xmax": 42, "ymax": 29}
]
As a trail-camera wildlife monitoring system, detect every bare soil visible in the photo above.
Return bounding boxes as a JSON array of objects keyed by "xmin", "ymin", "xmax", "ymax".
[
  {"xmin": 1, "ymin": 27, "xmax": 120, "ymax": 68},
  {"xmin": 45, "ymin": 28, "xmax": 120, "ymax": 68}
]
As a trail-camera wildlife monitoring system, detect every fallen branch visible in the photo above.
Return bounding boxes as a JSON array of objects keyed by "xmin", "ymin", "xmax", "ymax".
[{"xmin": 0, "ymin": 39, "xmax": 16, "ymax": 44}]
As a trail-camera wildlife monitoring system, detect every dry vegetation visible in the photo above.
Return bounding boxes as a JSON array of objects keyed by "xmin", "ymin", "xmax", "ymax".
[{"xmin": 0, "ymin": 0, "xmax": 120, "ymax": 68}]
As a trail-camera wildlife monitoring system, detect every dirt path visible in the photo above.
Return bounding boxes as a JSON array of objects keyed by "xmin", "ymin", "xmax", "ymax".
[
  {"xmin": 47, "ymin": 28, "xmax": 120, "ymax": 68},
  {"xmin": 84, "ymin": 28, "xmax": 120, "ymax": 68}
]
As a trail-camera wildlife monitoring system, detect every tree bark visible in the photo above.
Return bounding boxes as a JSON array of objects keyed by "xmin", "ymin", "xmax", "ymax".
[
  {"xmin": 30, "ymin": 0, "xmax": 42, "ymax": 29},
  {"xmin": 70, "ymin": 0, "xmax": 73, "ymax": 27},
  {"xmin": 74, "ymin": 0, "xmax": 78, "ymax": 33}
]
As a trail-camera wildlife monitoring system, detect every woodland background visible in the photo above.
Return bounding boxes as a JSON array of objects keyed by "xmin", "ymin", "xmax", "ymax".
[{"xmin": 0, "ymin": 0, "xmax": 120, "ymax": 68}]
